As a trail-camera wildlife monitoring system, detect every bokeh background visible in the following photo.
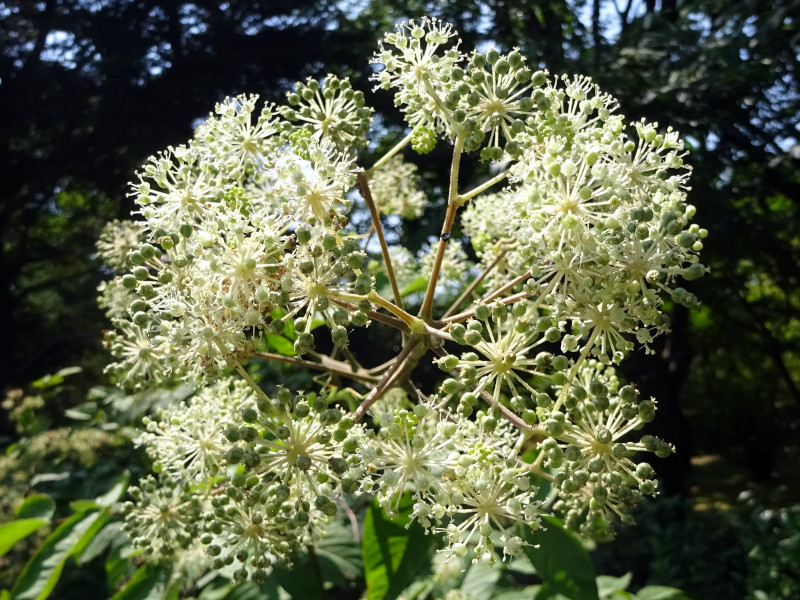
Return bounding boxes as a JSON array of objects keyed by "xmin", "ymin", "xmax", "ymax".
[{"xmin": 2, "ymin": 1, "xmax": 799, "ymax": 598}]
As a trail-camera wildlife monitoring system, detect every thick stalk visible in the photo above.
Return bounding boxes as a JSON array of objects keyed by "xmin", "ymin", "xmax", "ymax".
[
  {"xmin": 419, "ymin": 135, "xmax": 465, "ymax": 320},
  {"xmin": 357, "ymin": 171, "xmax": 404, "ymax": 311}
]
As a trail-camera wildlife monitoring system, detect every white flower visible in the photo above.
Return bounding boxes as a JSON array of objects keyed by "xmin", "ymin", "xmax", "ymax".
[{"xmin": 372, "ymin": 17, "xmax": 463, "ymax": 132}]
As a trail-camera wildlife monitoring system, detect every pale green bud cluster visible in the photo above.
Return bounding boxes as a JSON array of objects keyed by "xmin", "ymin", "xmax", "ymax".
[
  {"xmin": 122, "ymin": 474, "xmax": 204, "ymax": 559},
  {"xmin": 548, "ymin": 363, "xmax": 671, "ymax": 538},
  {"xmin": 281, "ymin": 74, "xmax": 373, "ymax": 153},
  {"xmin": 96, "ymin": 219, "xmax": 145, "ymax": 271}
]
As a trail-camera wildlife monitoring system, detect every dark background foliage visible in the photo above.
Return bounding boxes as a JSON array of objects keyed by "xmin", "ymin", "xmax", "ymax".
[{"xmin": 2, "ymin": 1, "xmax": 799, "ymax": 597}]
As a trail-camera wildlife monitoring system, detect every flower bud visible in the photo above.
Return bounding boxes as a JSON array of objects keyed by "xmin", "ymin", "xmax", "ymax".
[
  {"xmin": 226, "ymin": 447, "xmax": 245, "ymax": 464},
  {"xmin": 350, "ymin": 310, "xmax": 369, "ymax": 327},
  {"xmin": 331, "ymin": 325, "xmax": 349, "ymax": 347}
]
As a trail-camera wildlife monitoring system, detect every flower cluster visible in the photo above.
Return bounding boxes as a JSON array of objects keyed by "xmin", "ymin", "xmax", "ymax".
[
  {"xmin": 109, "ymin": 16, "xmax": 705, "ymax": 581},
  {"xmin": 453, "ymin": 78, "xmax": 704, "ymax": 362},
  {"xmin": 104, "ymin": 91, "xmax": 374, "ymax": 388},
  {"xmin": 372, "ymin": 18, "xmax": 463, "ymax": 132},
  {"xmin": 545, "ymin": 363, "xmax": 671, "ymax": 538},
  {"xmin": 280, "ymin": 75, "xmax": 373, "ymax": 153},
  {"xmin": 360, "ymin": 397, "xmax": 540, "ymax": 562}
]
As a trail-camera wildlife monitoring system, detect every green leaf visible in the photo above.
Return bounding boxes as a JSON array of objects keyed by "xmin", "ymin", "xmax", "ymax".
[
  {"xmin": 110, "ymin": 563, "xmax": 173, "ymax": 600},
  {"xmin": 401, "ymin": 276, "xmax": 429, "ymax": 297},
  {"xmin": 492, "ymin": 588, "xmax": 542, "ymax": 600},
  {"xmin": 274, "ymin": 562, "xmax": 323, "ymax": 599},
  {"xmin": 534, "ymin": 589, "xmax": 570, "ymax": 600},
  {"xmin": 274, "ymin": 521, "xmax": 363, "ymax": 597},
  {"xmin": 398, "ymin": 579, "xmax": 434, "ymax": 600},
  {"xmin": 267, "ymin": 334, "xmax": 295, "ymax": 356},
  {"xmin": 64, "ymin": 402, "xmax": 97, "ymax": 421},
  {"xmin": 460, "ymin": 560, "xmax": 501, "ymax": 600},
  {"xmin": 16, "ymin": 495, "xmax": 56, "ymax": 521},
  {"xmin": 196, "ymin": 576, "xmax": 285, "ymax": 600},
  {"xmin": 597, "ymin": 574, "xmax": 632, "ymax": 600},
  {"xmin": 104, "ymin": 538, "xmax": 137, "ymax": 590},
  {"xmin": 0, "ymin": 520, "xmax": 49, "ymax": 557},
  {"xmin": 95, "ymin": 471, "xmax": 130, "ymax": 507},
  {"xmin": 68, "ymin": 500, "xmax": 101, "ymax": 513},
  {"xmin": 31, "ymin": 367, "xmax": 81, "ymax": 389},
  {"xmin": 315, "ymin": 521, "xmax": 363, "ymax": 583},
  {"xmin": 520, "ymin": 516, "xmax": 599, "ymax": 600},
  {"xmin": 634, "ymin": 587, "xmax": 690, "ymax": 600},
  {"xmin": 78, "ymin": 520, "xmax": 124, "ymax": 565},
  {"xmin": 520, "ymin": 449, "xmax": 553, "ymax": 505},
  {"xmin": 10, "ymin": 508, "xmax": 109, "ymax": 600},
  {"xmin": 362, "ymin": 496, "xmax": 434, "ymax": 600}
]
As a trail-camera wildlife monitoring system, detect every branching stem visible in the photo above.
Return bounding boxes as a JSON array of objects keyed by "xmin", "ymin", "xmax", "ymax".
[
  {"xmin": 419, "ymin": 135, "xmax": 465, "ymax": 320},
  {"xmin": 366, "ymin": 130, "xmax": 415, "ymax": 174},
  {"xmin": 456, "ymin": 169, "xmax": 510, "ymax": 205},
  {"xmin": 442, "ymin": 241, "xmax": 513, "ymax": 319},
  {"xmin": 479, "ymin": 390, "xmax": 532, "ymax": 431},
  {"xmin": 357, "ymin": 171, "xmax": 404, "ymax": 311},
  {"xmin": 353, "ymin": 337, "xmax": 422, "ymax": 421}
]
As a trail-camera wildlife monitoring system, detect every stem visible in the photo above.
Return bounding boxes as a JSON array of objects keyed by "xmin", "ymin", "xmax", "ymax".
[
  {"xmin": 357, "ymin": 171, "xmax": 404, "ymax": 311},
  {"xmin": 234, "ymin": 363, "xmax": 271, "ymax": 406},
  {"xmin": 479, "ymin": 390, "xmax": 533, "ymax": 431},
  {"xmin": 482, "ymin": 270, "xmax": 532, "ymax": 304},
  {"xmin": 422, "ymin": 79, "xmax": 457, "ymax": 130},
  {"xmin": 424, "ymin": 323, "xmax": 455, "ymax": 343},
  {"xmin": 442, "ymin": 242, "xmax": 512, "ymax": 319},
  {"xmin": 442, "ymin": 290, "xmax": 531, "ymax": 325},
  {"xmin": 456, "ymin": 169, "xmax": 510, "ymax": 205},
  {"xmin": 253, "ymin": 351, "xmax": 379, "ymax": 384},
  {"xmin": 366, "ymin": 130, "xmax": 415, "ymax": 174},
  {"xmin": 552, "ymin": 327, "xmax": 600, "ymax": 412},
  {"xmin": 419, "ymin": 135, "xmax": 465, "ymax": 320},
  {"xmin": 367, "ymin": 356, "xmax": 399, "ymax": 375},
  {"xmin": 353, "ymin": 338, "xmax": 422, "ymax": 421},
  {"xmin": 342, "ymin": 500, "xmax": 361, "ymax": 543},
  {"xmin": 326, "ymin": 295, "xmax": 409, "ymax": 332}
]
